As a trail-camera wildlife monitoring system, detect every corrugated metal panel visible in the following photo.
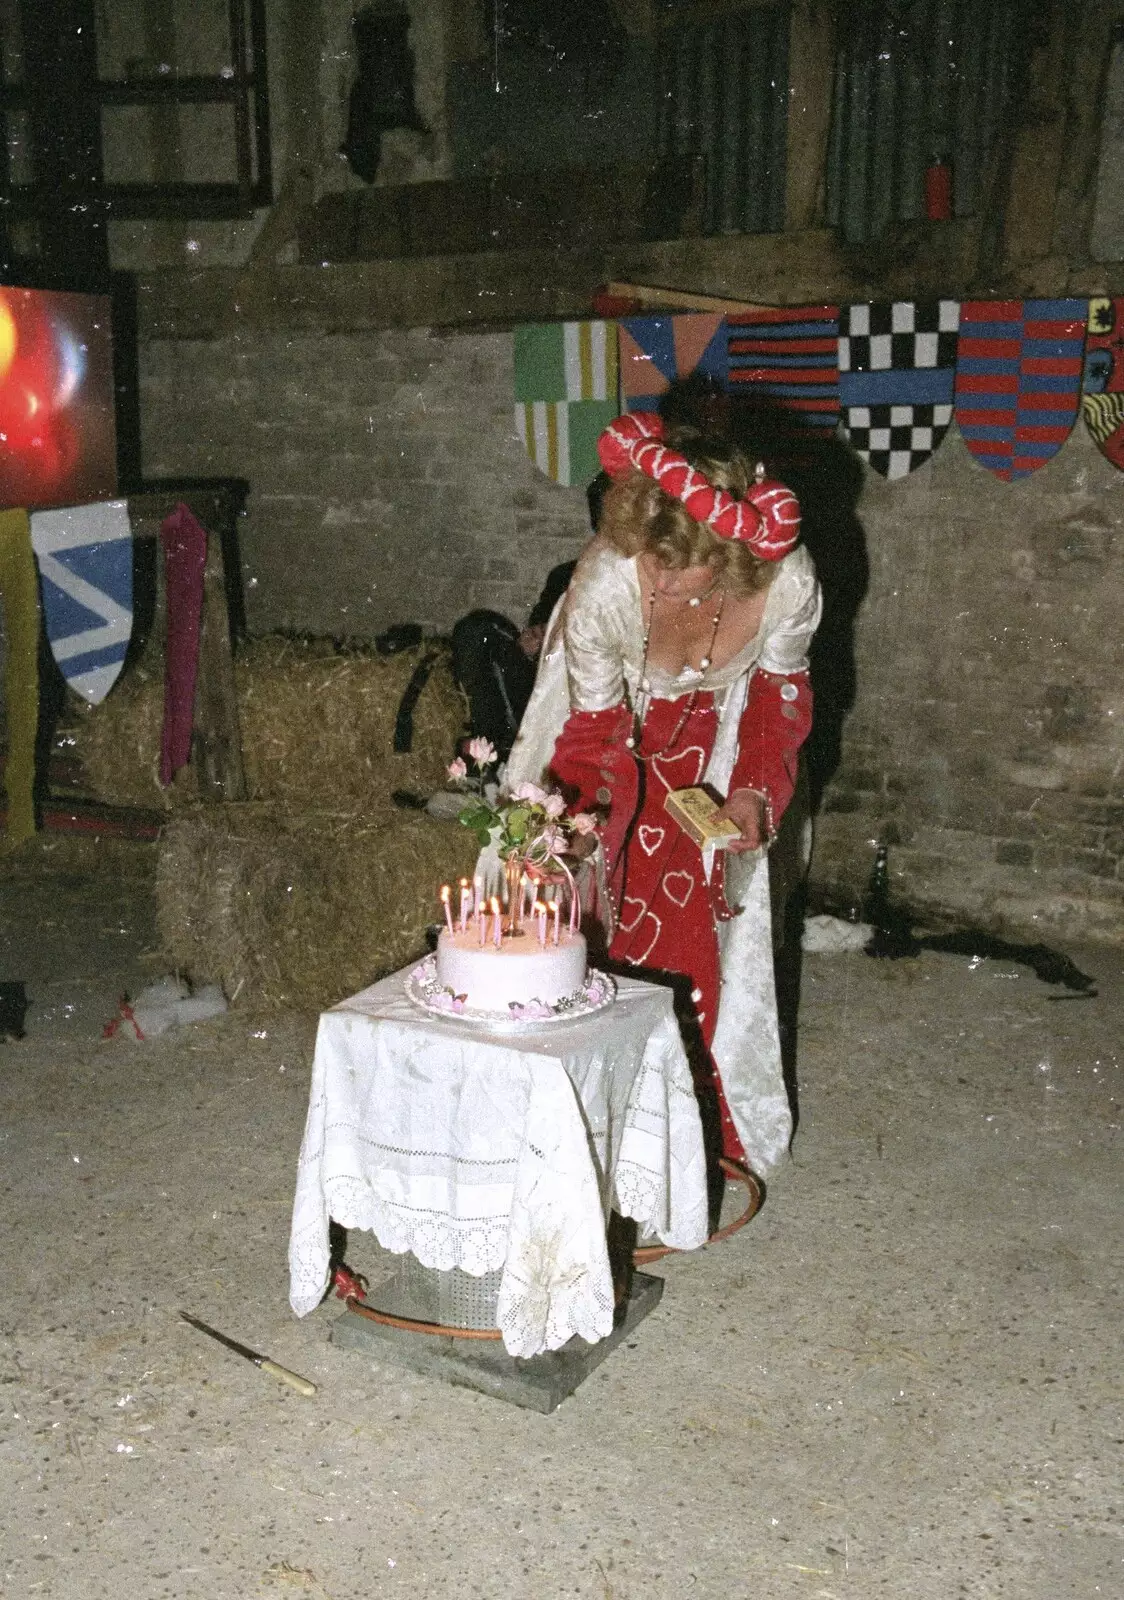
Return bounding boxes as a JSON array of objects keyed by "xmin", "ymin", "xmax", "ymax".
[
  {"xmin": 826, "ymin": 0, "xmax": 1023, "ymax": 244},
  {"xmin": 656, "ymin": 5, "xmax": 790, "ymax": 236}
]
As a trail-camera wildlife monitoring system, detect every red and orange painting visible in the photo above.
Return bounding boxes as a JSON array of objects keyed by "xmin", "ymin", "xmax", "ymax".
[{"xmin": 0, "ymin": 285, "xmax": 117, "ymax": 511}]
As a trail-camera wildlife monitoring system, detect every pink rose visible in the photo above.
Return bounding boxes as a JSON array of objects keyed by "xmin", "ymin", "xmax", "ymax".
[
  {"xmin": 467, "ymin": 736, "xmax": 498, "ymax": 766},
  {"xmin": 537, "ymin": 825, "xmax": 568, "ymax": 857},
  {"xmin": 511, "ymin": 780, "xmax": 548, "ymax": 805},
  {"xmin": 542, "ymin": 793, "xmax": 566, "ymax": 818},
  {"xmin": 571, "ymin": 812, "xmax": 597, "ymax": 835},
  {"xmin": 447, "ymin": 757, "xmax": 468, "ymax": 781}
]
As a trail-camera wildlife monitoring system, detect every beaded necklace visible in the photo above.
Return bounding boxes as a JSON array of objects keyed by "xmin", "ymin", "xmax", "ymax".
[{"xmin": 625, "ymin": 586, "xmax": 726, "ymax": 757}]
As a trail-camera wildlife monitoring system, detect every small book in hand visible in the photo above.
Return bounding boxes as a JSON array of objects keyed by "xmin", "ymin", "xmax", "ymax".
[{"xmin": 663, "ymin": 787, "xmax": 741, "ymax": 849}]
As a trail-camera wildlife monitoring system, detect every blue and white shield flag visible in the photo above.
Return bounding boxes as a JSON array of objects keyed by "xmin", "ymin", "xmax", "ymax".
[{"xmin": 30, "ymin": 499, "xmax": 133, "ymax": 704}]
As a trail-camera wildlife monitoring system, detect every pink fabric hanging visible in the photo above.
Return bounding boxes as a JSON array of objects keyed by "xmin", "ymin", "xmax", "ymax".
[{"xmin": 159, "ymin": 503, "xmax": 208, "ymax": 787}]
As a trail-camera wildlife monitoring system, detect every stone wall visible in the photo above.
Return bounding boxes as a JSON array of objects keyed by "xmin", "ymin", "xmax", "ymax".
[
  {"xmin": 812, "ymin": 427, "xmax": 1124, "ymax": 945},
  {"xmin": 139, "ymin": 322, "xmax": 1124, "ymax": 946},
  {"xmin": 139, "ymin": 327, "xmax": 592, "ymax": 636}
]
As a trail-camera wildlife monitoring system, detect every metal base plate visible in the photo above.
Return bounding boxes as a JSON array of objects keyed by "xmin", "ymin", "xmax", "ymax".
[{"xmin": 330, "ymin": 1271, "xmax": 665, "ymax": 1414}]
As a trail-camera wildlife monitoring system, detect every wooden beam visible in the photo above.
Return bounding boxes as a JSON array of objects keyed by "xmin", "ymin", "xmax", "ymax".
[
  {"xmin": 784, "ymin": 0, "xmax": 836, "ymax": 233},
  {"xmin": 1052, "ymin": 2, "xmax": 1124, "ymax": 263},
  {"xmin": 1001, "ymin": 1, "xmax": 1077, "ymax": 269},
  {"xmin": 602, "ymin": 280, "xmax": 774, "ymax": 312},
  {"xmin": 243, "ymin": 165, "xmax": 315, "ymax": 269},
  {"xmin": 126, "ymin": 490, "xmax": 248, "ymax": 805},
  {"xmin": 137, "ymin": 222, "xmax": 993, "ymax": 342},
  {"xmin": 193, "ymin": 530, "xmax": 247, "ymax": 804}
]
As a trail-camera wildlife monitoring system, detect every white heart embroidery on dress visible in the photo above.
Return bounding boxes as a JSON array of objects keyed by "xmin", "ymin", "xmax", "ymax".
[
  {"xmin": 623, "ymin": 909, "xmax": 662, "ymax": 966},
  {"xmin": 637, "ymin": 824, "xmax": 665, "ymax": 856},
  {"xmin": 649, "ymin": 744, "xmax": 707, "ymax": 793},
  {"xmin": 618, "ymin": 896, "xmax": 646, "ymax": 934},
  {"xmin": 662, "ymin": 871, "xmax": 695, "ymax": 907}
]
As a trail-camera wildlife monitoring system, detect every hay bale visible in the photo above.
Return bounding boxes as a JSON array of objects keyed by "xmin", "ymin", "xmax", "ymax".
[
  {"xmin": 72, "ymin": 637, "xmax": 467, "ymax": 813},
  {"xmin": 67, "ymin": 663, "xmax": 198, "ymax": 810},
  {"xmin": 237, "ymin": 638, "xmax": 465, "ymax": 807},
  {"xmin": 156, "ymin": 802, "xmax": 480, "ymax": 1010}
]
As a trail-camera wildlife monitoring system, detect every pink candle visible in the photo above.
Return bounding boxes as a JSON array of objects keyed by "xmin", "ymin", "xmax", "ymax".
[
  {"xmin": 550, "ymin": 900, "xmax": 561, "ymax": 946},
  {"xmin": 533, "ymin": 901, "xmax": 547, "ymax": 947},
  {"xmin": 459, "ymin": 878, "xmax": 471, "ymax": 932},
  {"xmin": 569, "ymin": 883, "xmax": 579, "ymax": 934},
  {"xmin": 440, "ymin": 884, "xmax": 454, "ymax": 936},
  {"xmin": 490, "ymin": 896, "xmax": 502, "ymax": 948},
  {"xmin": 476, "ymin": 901, "xmax": 486, "ymax": 946}
]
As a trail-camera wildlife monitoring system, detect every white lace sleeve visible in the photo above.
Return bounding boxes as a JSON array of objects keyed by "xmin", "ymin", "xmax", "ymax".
[
  {"xmin": 503, "ymin": 591, "xmax": 573, "ymax": 790},
  {"xmin": 757, "ymin": 545, "xmax": 822, "ymax": 677},
  {"xmin": 562, "ymin": 541, "xmax": 638, "ymax": 712}
]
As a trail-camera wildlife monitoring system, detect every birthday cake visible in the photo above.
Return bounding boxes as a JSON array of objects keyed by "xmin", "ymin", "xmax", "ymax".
[
  {"xmin": 438, "ymin": 925, "xmax": 587, "ymax": 1008},
  {"xmin": 407, "ymin": 927, "xmax": 613, "ymax": 1025}
]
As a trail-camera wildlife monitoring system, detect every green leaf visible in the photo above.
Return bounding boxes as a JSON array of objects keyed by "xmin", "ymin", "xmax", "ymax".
[{"xmin": 505, "ymin": 806, "xmax": 530, "ymax": 842}]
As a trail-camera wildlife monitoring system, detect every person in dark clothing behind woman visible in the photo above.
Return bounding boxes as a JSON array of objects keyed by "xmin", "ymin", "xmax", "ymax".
[
  {"xmin": 449, "ymin": 475, "xmax": 608, "ymax": 760},
  {"xmin": 449, "ymin": 561, "xmax": 576, "ymax": 762}
]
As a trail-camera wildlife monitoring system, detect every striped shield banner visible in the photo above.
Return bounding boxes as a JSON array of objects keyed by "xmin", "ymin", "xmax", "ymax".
[
  {"xmin": 1081, "ymin": 296, "xmax": 1124, "ymax": 471},
  {"xmin": 513, "ymin": 321, "xmax": 619, "ymax": 487},
  {"xmin": 30, "ymin": 499, "xmax": 133, "ymax": 704},
  {"xmin": 724, "ymin": 306, "xmax": 840, "ymax": 434},
  {"xmin": 955, "ymin": 300, "xmax": 1087, "ymax": 479}
]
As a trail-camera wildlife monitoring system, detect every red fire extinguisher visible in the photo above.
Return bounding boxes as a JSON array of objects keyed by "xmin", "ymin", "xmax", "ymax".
[{"xmin": 924, "ymin": 155, "xmax": 953, "ymax": 221}]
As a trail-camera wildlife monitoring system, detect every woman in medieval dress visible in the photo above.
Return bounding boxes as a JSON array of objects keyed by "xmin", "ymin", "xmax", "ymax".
[{"xmin": 504, "ymin": 411, "xmax": 822, "ymax": 1179}]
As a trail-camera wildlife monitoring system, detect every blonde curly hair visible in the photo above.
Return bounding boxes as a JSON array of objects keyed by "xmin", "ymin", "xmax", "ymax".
[{"xmin": 597, "ymin": 429, "xmax": 776, "ymax": 598}]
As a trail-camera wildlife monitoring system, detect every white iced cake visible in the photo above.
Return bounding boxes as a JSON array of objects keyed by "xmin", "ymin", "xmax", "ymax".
[{"xmin": 435, "ymin": 927, "xmax": 588, "ymax": 1013}]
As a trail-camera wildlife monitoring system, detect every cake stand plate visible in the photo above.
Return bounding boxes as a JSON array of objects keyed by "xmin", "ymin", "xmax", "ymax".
[{"xmin": 404, "ymin": 956, "xmax": 616, "ymax": 1032}]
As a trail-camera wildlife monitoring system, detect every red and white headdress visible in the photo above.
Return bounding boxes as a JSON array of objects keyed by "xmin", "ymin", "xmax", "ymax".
[{"xmin": 596, "ymin": 411, "xmax": 800, "ymax": 561}]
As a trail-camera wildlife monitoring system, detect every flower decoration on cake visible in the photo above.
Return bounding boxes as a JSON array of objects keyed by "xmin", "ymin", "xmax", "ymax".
[
  {"xmin": 507, "ymin": 999, "xmax": 555, "ymax": 1021},
  {"xmin": 446, "ymin": 740, "xmax": 596, "ymax": 877}
]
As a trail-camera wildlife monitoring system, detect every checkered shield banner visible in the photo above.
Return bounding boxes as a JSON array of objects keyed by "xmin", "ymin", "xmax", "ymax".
[{"xmin": 839, "ymin": 301, "xmax": 960, "ymax": 479}]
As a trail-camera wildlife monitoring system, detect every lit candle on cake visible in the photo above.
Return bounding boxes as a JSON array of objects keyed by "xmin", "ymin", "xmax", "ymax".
[
  {"xmin": 458, "ymin": 878, "xmax": 471, "ymax": 932},
  {"xmin": 440, "ymin": 884, "xmax": 454, "ymax": 936},
  {"xmin": 533, "ymin": 901, "xmax": 547, "ymax": 947},
  {"xmin": 550, "ymin": 899, "xmax": 560, "ymax": 946},
  {"xmin": 569, "ymin": 883, "xmax": 579, "ymax": 934},
  {"xmin": 490, "ymin": 896, "xmax": 502, "ymax": 948}
]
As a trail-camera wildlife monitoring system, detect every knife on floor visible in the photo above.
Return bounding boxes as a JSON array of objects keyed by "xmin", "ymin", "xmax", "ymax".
[{"xmin": 179, "ymin": 1311, "xmax": 317, "ymax": 1396}]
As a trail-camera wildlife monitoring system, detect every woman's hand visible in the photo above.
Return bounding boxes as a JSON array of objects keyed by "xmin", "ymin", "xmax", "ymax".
[{"xmin": 718, "ymin": 788, "xmax": 769, "ymax": 853}]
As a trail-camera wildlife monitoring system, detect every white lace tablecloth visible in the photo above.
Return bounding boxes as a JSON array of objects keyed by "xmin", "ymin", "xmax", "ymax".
[{"xmin": 288, "ymin": 968, "xmax": 708, "ymax": 1357}]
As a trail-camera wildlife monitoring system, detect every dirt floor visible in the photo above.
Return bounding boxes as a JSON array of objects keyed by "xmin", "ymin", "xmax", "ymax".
[{"xmin": 0, "ymin": 845, "xmax": 1120, "ymax": 1600}]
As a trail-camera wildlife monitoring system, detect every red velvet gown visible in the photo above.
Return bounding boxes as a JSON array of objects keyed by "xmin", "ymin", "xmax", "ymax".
[{"xmin": 550, "ymin": 668, "xmax": 812, "ymax": 1164}]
